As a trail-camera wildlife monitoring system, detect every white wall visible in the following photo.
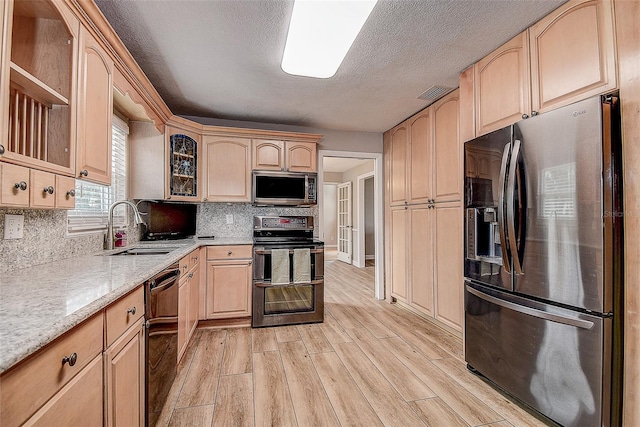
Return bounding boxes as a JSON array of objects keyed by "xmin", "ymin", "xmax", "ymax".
[
  {"xmin": 323, "ymin": 184, "xmax": 338, "ymax": 247},
  {"xmin": 183, "ymin": 116, "xmax": 383, "ymax": 153}
]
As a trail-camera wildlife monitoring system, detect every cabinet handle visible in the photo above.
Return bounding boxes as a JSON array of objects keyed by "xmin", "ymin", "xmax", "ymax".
[
  {"xmin": 127, "ymin": 307, "xmax": 137, "ymax": 316},
  {"xmin": 62, "ymin": 352, "xmax": 78, "ymax": 367},
  {"xmin": 189, "ymin": 273, "xmax": 193, "ymax": 278},
  {"xmin": 203, "ymin": 198, "xmax": 208, "ymax": 202},
  {"xmin": 193, "ymin": 255, "xmax": 198, "ymax": 262},
  {"xmin": 14, "ymin": 181, "xmax": 27, "ymax": 191},
  {"xmin": 521, "ymin": 114, "xmax": 529, "ymax": 120},
  {"xmin": 43, "ymin": 186, "xmax": 54, "ymax": 195},
  {"xmin": 79, "ymin": 170, "xmax": 88, "ymax": 177},
  {"xmin": 182, "ymin": 265, "xmax": 188, "ymax": 271},
  {"xmin": 0, "ymin": 144, "xmax": 4, "ymax": 155},
  {"xmin": 227, "ymin": 251, "xmax": 233, "ymax": 256},
  {"xmin": 66, "ymin": 189, "xmax": 76, "ymax": 197},
  {"xmin": 531, "ymin": 111, "xmax": 539, "ymax": 117}
]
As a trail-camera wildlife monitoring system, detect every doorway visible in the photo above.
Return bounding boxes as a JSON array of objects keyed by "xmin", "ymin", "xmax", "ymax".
[{"xmin": 318, "ymin": 150, "xmax": 384, "ymax": 300}]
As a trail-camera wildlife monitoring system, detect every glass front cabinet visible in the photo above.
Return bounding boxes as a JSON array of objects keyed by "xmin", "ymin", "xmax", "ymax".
[{"xmin": 166, "ymin": 126, "xmax": 200, "ymax": 201}]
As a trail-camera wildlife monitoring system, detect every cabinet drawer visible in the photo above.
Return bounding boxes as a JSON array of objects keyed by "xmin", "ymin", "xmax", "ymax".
[
  {"xmin": 106, "ymin": 286, "xmax": 144, "ymax": 347},
  {"xmin": 0, "ymin": 313, "xmax": 103, "ymax": 427},
  {"xmin": 30, "ymin": 169, "xmax": 56, "ymax": 208},
  {"xmin": 179, "ymin": 249, "xmax": 201, "ymax": 275},
  {"xmin": 55, "ymin": 175, "xmax": 77, "ymax": 209},
  {"xmin": 0, "ymin": 162, "xmax": 30, "ymax": 207},
  {"xmin": 207, "ymin": 245, "xmax": 252, "ymax": 260}
]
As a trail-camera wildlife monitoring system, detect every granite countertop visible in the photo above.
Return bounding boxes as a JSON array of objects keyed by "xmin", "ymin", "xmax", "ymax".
[{"xmin": 0, "ymin": 236, "xmax": 253, "ymax": 374}]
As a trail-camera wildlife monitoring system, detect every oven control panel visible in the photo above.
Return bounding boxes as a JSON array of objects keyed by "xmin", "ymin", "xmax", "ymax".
[{"xmin": 254, "ymin": 216, "xmax": 314, "ymax": 230}]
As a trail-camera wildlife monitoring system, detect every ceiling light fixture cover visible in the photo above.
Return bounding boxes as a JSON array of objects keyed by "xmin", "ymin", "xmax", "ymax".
[{"xmin": 281, "ymin": 0, "xmax": 378, "ymax": 79}]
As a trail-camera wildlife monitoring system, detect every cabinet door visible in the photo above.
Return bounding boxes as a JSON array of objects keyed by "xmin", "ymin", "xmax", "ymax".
[
  {"xmin": 55, "ymin": 175, "xmax": 76, "ymax": 209},
  {"xmin": 178, "ymin": 276, "xmax": 189, "ymax": 360},
  {"xmin": 253, "ymin": 139, "xmax": 284, "ymax": 170},
  {"xmin": 104, "ymin": 319, "xmax": 145, "ymax": 427},
  {"xmin": 409, "ymin": 205, "xmax": 434, "ymax": 316},
  {"xmin": 206, "ymin": 261, "xmax": 252, "ymax": 318},
  {"xmin": 389, "ymin": 122, "xmax": 408, "ymax": 206},
  {"xmin": 76, "ymin": 26, "xmax": 113, "ymax": 185},
  {"xmin": 459, "ymin": 65, "xmax": 476, "ymax": 143},
  {"xmin": 389, "ymin": 207, "xmax": 408, "ymax": 302},
  {"xmin": 434, "ymin": 202, "xmax": 463, "ymax": 332},
  {"xmin": 0, "ymin": 162, "xmax": 30, "ymax": 207},
  {"xmin": 203, "ymin": 136, "xmax": 251, "ymax": 202},
  {"xmin": 475, "ymin": 32, "xmax": 530, "ymax": 136},
  {"xmin": 167, "ymin": 129, "xmax": 200, "ymax": 201},
  {"xmin": 285, "ymin": 141, "xmax": 317, "ymax": 172},
  {"xmin": 188, "ymin": 265, "xmax": 200, "ymax": 339},
  {"xmin": 408, "ymin": 110, "xmax": 431, "ymax": 204},
  {"xmin": 30, "ymin": 169, "xmax": 55, "ymax": 208},
  {"xmin": 432, "ymin": 90, "xmax": 461, "ymax": 202},
  {"xmin": 24, "ymin": 355, "xmax": 103, "ymax": 427},
  {"xmin": 529, "ymin": 0, "xmax": 616, "ymax": 113}
]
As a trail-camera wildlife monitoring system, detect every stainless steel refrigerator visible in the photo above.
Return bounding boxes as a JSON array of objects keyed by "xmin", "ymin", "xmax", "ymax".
[{"xmin": 463, "ymin": 95, "xmax": 623, "ymax": 427}]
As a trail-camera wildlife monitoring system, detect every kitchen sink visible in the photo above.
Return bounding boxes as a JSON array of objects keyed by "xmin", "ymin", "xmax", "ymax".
[{"xmin": 108, "ymin": 247, "xmax": 182, "ymax": 256}]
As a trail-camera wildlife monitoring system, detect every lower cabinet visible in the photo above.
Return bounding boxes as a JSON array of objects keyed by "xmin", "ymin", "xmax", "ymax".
[
  {"xmin": 0, "ymin": 163, "xmax": 76, "ymax": 209},
  {"xmin": 387, "ymin": 202, "xmax": 463, "ymax": 332},
  {"xmin": 104, "ymin": 318, "xmax": 145, "ymax": 427},
  {"xmin": 178, "ymin": 249, "xmax": 200, "ymax": 362},
  {"xmin": 205, "ymin": 245, "xmax": 253, "ymax": 319}
]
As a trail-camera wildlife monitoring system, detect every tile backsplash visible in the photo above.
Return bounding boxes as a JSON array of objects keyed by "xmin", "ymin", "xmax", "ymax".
[{"xmin": 1, "ymin": 203, "xmax": 317, "ymax": 274}]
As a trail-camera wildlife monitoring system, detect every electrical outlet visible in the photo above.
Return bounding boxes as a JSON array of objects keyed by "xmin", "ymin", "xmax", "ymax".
[
  {"xmin": 4, "ymin": 214, "xmax": 24, "ymax": 239},
  {"xmin": 226, "ymin": 214, "xmax": 234, "ymax": 224}
]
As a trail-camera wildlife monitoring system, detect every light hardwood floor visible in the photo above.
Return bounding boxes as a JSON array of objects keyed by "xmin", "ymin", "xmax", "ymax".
[{"xmin": 157, "ymin": 260, "xmax": 552, "ymax": 427}]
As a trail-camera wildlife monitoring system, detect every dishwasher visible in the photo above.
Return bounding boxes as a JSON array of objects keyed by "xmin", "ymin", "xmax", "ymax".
[{"xmin": 144, "ymin": 263, "xmax": 181, "ymax": 427}]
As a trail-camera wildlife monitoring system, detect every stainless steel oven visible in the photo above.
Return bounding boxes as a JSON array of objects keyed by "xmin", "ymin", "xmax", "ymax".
[{"xmin": 252, "ymin": 216, "xmax": 324, "ymax": 327}]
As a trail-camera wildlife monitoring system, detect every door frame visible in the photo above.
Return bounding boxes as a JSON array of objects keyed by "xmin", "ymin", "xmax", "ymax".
[
  {"xmin": 336, "ymin": 181, "xmax": 353, "ymax": 264},
  {"xmin": 318, "ymin": 150, "xmax": 385, "ymax": 300},
  {"xmin": 355, "ymin": 171, "xmax": 374, "ymax": 268}
]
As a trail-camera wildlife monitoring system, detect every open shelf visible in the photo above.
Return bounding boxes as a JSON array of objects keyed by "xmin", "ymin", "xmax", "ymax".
[{"xmin": 10, "ymin": 62, "xmax": 69, "ymax": 106}]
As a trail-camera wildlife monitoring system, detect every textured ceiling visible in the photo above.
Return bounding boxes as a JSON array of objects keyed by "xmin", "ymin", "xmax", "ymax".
[{"xmin": 95, "ymin": 0, "xmax": 565, "ymax": 133}]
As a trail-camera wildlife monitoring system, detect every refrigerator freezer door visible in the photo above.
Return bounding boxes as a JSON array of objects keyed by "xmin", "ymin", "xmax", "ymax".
[
  {"xmin": 465, "ymin": 282, "xmax": 611, "ymax": 427},
  {"xmin": 514, "ymin": 96, "xmax": 609, "ymax": 313},
  {"xmin": 464, "ymin": 126, "xmax": 513, "ymax": 291}
]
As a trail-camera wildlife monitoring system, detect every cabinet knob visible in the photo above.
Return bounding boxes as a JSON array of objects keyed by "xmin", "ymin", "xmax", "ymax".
[
  {"xmin": 189, "ymin": 273, "xmax": 193, "ymax": 278},
  {"xmin": 43, "ymin": 186, "xmax": 54, "ymax": 195},
  {"xmin": 203, "ymin": 198, "xmax": 208, "ymax": 202},
  {"xmin": 62, "ymin": 352, "xmax": 78, "ymax": 367},
  {"xmin": 522, "ymin": 114, "xmax": 529, "ymax": 119},
  {"xmin": 127, "ymin": 306, "xmax": 137, "ymax": 316},
  {"xmin": 193, "ymin": 255, "xmax": 198, "ymax": 262},
  {"xmin": 79, "ymin": 170, "xmax": 88, "ymax": 177},
  {"xmin": 228, "ymin": 251, "xmax": 233, "ymax": 256},
  {"xmin": 182, "ymin": 265, "xmax": 188, "ymax": 271},
  {"xmin": 0, "ymin": 144, "xmax": 4, "ymax": 155},
  {"xmin": 531, "ymin": 111, "xmax": 539, "ymax": 117},
  {"xmin": 66, "ymin": 189, "xmax": 76, "ymax": 197},
  {"xmin": 14, "ymin": 181, "xmax": 27, "ymax": 191}
]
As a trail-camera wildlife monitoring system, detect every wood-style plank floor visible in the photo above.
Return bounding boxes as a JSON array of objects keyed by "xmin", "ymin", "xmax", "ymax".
[{"xmin": 157, "ymin": 260, "xmax": 552, "ymax": 427}]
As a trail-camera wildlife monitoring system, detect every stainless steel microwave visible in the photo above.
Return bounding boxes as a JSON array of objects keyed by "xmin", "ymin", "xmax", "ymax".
[{"xmin": 252, "ymin": 171, "xmax": 317, "ymax": 206}]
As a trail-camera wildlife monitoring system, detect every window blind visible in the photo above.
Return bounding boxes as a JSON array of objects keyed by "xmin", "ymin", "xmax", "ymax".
[{"xmin": 67, "ymin": 117, "xmax": 129, "ymax": 234}]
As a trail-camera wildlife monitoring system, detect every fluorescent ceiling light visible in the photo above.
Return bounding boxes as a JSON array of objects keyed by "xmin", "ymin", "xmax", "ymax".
[{"xmin": 282, "ymin": 0, "xmax": 378, "ymax": 79}]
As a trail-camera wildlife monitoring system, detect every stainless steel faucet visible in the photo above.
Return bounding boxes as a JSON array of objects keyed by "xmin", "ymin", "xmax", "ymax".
[{"xmin": 105, "ymin": 200, "xmax": 146, "ymax": 250}]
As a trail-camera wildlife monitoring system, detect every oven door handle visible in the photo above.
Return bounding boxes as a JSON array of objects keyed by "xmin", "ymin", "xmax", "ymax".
[
  {"xmin": 254, "ymin": 279, "xmax": 323, "ymax": 287},
  {"xmin": 254, "ymin": 248, "xmax": 324, "ymax": 255}
]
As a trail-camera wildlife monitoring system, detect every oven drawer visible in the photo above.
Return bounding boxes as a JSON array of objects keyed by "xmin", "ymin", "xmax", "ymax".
[{"xmin": 207, "ymin": 245, "xmax": 252, "ymax": 260}]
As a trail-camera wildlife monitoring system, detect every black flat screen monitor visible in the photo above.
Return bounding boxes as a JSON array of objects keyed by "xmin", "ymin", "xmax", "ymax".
[{"xmin": 142, "ymin": 201, "xmax": 196, "ymax": 240}]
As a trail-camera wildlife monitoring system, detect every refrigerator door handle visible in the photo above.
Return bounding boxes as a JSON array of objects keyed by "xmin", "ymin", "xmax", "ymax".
[
  {"xmin": 507, "ymin": 139, "xmax": 523, "ymax": 275},
  {"xmin": 466, "ymin": 285, "xmax": 595, "ymax": 330},
  {"xmin": 498, "ymin": 143, "xmax": 511, "ymax": 273}
]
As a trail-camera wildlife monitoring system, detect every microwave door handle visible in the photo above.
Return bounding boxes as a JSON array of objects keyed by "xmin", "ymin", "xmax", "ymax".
[
  {"xmin": 507, "ymin": 139, "xmax": 523, "ymax": 275},
  {"xmin": 304, "ymin": 174, "xmax": 309, "ymax": 204},
  {"xmin": 498, "ymin": 142, "xmax": 511, "ymax": 273}
]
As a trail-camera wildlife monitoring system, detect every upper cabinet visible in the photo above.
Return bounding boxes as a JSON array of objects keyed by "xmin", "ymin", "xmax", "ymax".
[
  {"xmin": 387, "ymin": 122, "xmax": 408, "ymax": 206},
  {"xmin": 408, "ymin": 110, "xmax": 431, "ymax": 205},
  {"xmin": 76, "ymin": 25, "xmax": 113, "ymax": 185},
  {"xmin": 529, "ymin": 0, "xmax": 617, "ymax": 113},
  {"xmin": 474, "ymin": 32, "xmax": 530, "ymax": 136},
  {"xmin": 463, "ymin": 0, "xmax": 617, "ymax": 138},
  {"xmin": 252, "ymin": 139, "xmax": 317, "ymax": 172},
  {"xmin": 432, "ymin": 90, "xmax": 461, "ymax": 202},
  {"xmin": 166, "ymin": 122, "xmax": 201, "ymax": 201},
  {"xmin": 203, "ymin": 136, "xmax": 251, "ymax": 202},
  {"xmin": 1, "ymin": 0, "xmax": 79, "ymax": 176}
]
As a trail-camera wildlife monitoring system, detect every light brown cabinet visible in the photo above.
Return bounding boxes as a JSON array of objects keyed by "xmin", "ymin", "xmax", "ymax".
[
  {"xmin": 465, "ymin": 0, "xmax": 617, "ymax": 138},
  {"xmin": 387, "ymin": 123, "xmax": 409, "ymax": 206},
  {"xmin": 178, "ymin": 249, "xmax": 200, "ymax": 361},
  {"xmin": 529, "ymin": 0, "xmax": 617, "ymax": 113},
  {"xmin": 104, "ymin": 318, "xmax": 145, "ymax": 427},
  {"xmin": 408, "ymin": 110, "xmax": 431, "ymax": 204},
  {"xmin": 0, "ymin": 162, "xmax": 30, "ymax": 207},
  {"xmin": 205, "ymin": 245, "xmax": 253, "ymax": 319},
  {"xmin": 252, "ymin": 140, "xmax": 317, "ymax": 172},
  {"xmin": 1, "ymin": 0, "xmax": 79, "ymax": 177},
  {"xmin": 203, "ymin": 136, "xmax": 251, "ymax": 202},
  {"xmin": 474, "ymin": 32, "xmax": 531, "ymax": 136},
  {"xmin": 76, "ymin": 25, "xmax": 113, "ymax": 185},
  {"xmin": 167, "ymin": 125, "xmax": 200, "ymax": 201},
  {"xmin": 432, "ymin": 91, "xmax": 461, "ymax": 202},
  {"xmin": 389, "ymin": 206, "xmax": 408, "ymax": 302}
]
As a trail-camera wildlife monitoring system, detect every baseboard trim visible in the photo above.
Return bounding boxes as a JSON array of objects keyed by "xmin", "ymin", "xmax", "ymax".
[
  {"xmin": 196, "ymin": 317, "xmax": 252, "ymax": 329},
  {"xmin": 395, "ymin": 300, "xmax": 462, "ymax": 339}
]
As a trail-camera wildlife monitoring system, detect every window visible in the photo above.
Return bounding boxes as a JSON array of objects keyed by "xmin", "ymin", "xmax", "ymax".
[{"xmin": 67, "ymin": 116, "xmax": 128, "ymax": 234}]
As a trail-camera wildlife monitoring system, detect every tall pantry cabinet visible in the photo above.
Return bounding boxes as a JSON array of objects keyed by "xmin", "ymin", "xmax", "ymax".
[{"xmin": 384, "ymin": 89, "xmax": 463, "ymax": 333}]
